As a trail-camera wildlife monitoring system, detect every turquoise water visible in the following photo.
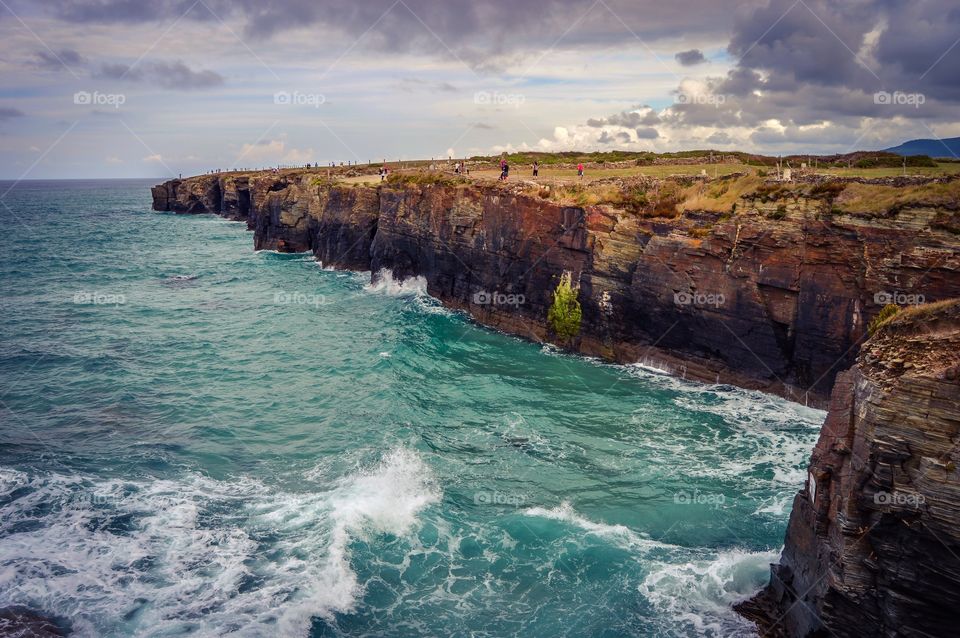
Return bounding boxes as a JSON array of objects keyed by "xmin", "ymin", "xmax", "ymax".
[{"xmin": 0, "ymin": 179, "xmax": 824, "ymax": 637}]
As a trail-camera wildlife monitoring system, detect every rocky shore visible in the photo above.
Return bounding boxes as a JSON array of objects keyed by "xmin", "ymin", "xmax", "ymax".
[{"xmin": 152, "ymin": 169, "xmax": 960, "ymax": 406}]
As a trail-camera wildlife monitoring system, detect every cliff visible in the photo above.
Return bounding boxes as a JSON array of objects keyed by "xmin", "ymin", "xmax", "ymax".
[
  {"xmin": 151, "ymin": 170, "xmax": 960, "ymax": 406},
  {"xmin": 739, "ymin": 299, "xmax": 960, "ymax": 637}
]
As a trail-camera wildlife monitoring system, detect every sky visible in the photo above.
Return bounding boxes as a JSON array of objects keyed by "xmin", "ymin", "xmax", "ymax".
[{"xmin": 0, "ymin": 0, "xmax": 958, "ymax": 178}]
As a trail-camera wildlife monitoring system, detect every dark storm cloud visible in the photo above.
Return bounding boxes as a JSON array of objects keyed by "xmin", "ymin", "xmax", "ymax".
[
  {"xmin": 0, "ymin": 107, "xmax": 25, "ymax": 121},
  {"xmin": 95, "ymin": 60, "xmax": 224, "ymax": 90},
  {"xmin": 616, "ymin": 0, "xmax": 960, "ymax": 148},
  {"xmin": 35, "ymin": 0, "xmax": 749, "ymax": 57},
  {"xmin": 32, "ymin": 48, "xmax": 84, "ymax": 70},
  {"xmin": 675, "ymin": 49, "xmax": 706, "ymax": 66},
  {"xmin": 46, "ymin": 0, "xmax": 197, "ymax": 23}
]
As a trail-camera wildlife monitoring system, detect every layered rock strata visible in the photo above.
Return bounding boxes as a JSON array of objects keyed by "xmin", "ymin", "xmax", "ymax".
[
  {"xmin": 152, "ymin": 171, "xmax": 960, "ymax": 406},
  {"xmin": 740, "ymin": 300, "xmax": 960, "ymax": 637}
]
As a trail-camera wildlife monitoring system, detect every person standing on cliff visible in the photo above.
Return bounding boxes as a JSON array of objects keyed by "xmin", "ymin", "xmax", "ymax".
[{"xmin": 577, "ymin": 163, "xmax": 584, "ymax": 180}]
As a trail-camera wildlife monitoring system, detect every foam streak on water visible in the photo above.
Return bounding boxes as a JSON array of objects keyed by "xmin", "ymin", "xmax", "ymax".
[
  {"xmin": 0, "ymin": 180, "xmax": 826, "ymax": 637},
  {"xmin": 0, "ymin": 448, "xmax": 438, "ymax": 637}
]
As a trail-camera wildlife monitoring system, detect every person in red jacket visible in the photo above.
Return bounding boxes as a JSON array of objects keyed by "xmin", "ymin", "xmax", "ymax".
[{"xmin": 577, "ymin": 163, "xmax": 584, "ymax": 180}]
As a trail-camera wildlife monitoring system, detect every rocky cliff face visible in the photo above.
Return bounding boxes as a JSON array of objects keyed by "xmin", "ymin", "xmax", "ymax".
[
  {"xmin": 740, "ymin": 299, "xmax": 960, "ymax": 637},
  {"xmin": 152, "ymin": 171, "xmax": 960, "ymax": 405}
]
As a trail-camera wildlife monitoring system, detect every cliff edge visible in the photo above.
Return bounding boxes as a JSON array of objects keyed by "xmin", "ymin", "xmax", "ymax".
[
  {"xmin": 739, "ymin": 299, "xmax": 960, "ymax": 637},
  {"xmin": 151, "ymin": 170, "xmax": 960, "ymax": 406}
]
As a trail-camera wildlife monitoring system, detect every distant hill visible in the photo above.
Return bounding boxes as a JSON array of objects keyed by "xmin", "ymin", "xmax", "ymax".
[{"xmin": 885, "ymin": 137, "xmax": 960, "ymax": 158}]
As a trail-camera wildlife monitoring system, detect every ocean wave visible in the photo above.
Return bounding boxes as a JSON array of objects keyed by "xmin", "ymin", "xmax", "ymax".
[
  {"xmin": 522, "ymin": 501, "xmax": 670, "ymax": 552},
  {"xmin": 0, "ymin": 447, "xmax": 439, "ymax": 637},
  {"xmin": 638, "ymin": 547, "xmax": 779, "ymax": 637},
  {"xmin": 363, "ymin": 269, "xmax": 455, "ymax": 316},
  {"xmin": 364, "ymin": 268, "xmax": 429, "ymax": 297}
]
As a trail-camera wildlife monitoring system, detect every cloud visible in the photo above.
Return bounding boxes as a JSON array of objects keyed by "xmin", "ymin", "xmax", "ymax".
[
  {"xmin": 711, "ymin": 0, "xmax": 960, "ymax": 127},
  {"xmin": 587, "ymin": 105, "xmax": 660, "ymax": 128},
  {"xmin": 635, "ymin": 127, "xmax": 660, "ymax": 139},
  {"xmin": 96, "ymin": 60, "xmax": 224, "ymax": 90},
  {"xmin": 394, "ymin": 77, "xmax": 459, "ymax": 93},
  {"xmin": 41, "ymin": 0, "xmax": 745, "ymax": 62},
  {"xmin": 32, "ymin": 48, "xmax": 85, "ymax": 71},
  {"xmin": 675, "ymin": 49, "xmax": 706, "ymax": 66},
  {"xmin": 706, "ymin": 131, "xmax": 733, "ymax": 144},
  {"xmin": 236, "ymin": 139, "xmax": 315, "ymax": 165},
  {"xmin": 0, "ymin": 107, "xmax": 25, "ymax": 121}
]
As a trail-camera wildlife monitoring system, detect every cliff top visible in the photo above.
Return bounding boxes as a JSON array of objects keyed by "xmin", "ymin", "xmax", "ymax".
[
  {"xmin": 163, "ymin": 166, "xmax": 960, "ymax": 233},
  {"xmin": 860, "ymin": 299, "xmax": 960, "ymax": 384}
]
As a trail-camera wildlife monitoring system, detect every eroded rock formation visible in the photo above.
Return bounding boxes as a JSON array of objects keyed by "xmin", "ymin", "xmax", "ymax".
[
  {"xmin": 739, "ymin": 300, "xmax": 960, "ymax": 637},
  {"xmin": 152, "ymin": 171, "xmax": 960, "ymax": 406}
]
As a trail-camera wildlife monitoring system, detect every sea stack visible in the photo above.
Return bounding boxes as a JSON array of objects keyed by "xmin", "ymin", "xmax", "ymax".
[{"xmin": 739, "ymin": 299, "xmax": 960, "ymax": 636}]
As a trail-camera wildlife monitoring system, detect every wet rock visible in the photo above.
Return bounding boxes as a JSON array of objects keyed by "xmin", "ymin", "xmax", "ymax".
[
  {"xmin": 741, "ymin": 300, "xmax": 960, "ymax": 637},
  {"xmin": 0, "ymin": 607, "xmax": 68, "ymax": 637}
]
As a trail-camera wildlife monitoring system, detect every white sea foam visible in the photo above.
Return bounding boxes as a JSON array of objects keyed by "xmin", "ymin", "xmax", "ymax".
[
  {"xmin": 0, "ymin": 447, "xmax": 439, "ymax": 637},
  {"xmin": 624, "ymin": 364, "xmax": 823, "ymax": 489},
  {"xmin": 254, "ymin": 249, "xmax": 312, "ymax": 255},
  {"xmin": 364, "ymin": 268, "xmax": 429, "ymax": 297},
  {"xmin": 522, "ymin": 501, "xmax": 669, "ymax": 552},
  {"xmin": 303, "ymin": 447, "xmax": 440, "ymax": 622},
  {"xmin": 639, "ymin": 547, "xmax": 780, "ymax": 637}
]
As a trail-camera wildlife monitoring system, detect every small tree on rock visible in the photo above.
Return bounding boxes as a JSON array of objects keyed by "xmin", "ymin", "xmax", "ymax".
[{"xmin": 548, "ymin": 272, "xmax": 582, "ymax": 343}]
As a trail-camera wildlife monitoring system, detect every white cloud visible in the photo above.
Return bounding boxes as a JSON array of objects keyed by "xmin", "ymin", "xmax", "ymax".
[{"xmin": 235, "ymin": 139, "xmax": 316, "ymax": 165}]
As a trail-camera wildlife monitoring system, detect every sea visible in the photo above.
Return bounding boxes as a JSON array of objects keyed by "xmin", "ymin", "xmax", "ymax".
[{"xmin": 0, "ymin": 179, "xmax": 824, "ymax": 637}]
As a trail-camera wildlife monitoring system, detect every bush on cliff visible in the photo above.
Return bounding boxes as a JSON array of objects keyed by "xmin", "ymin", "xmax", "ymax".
[
  {"xmin": 547, "ymin": 272, "xmax": 582, "ymax": 342},
  {"xmin": 868, "ymin": 304, "xmax": 900, "ymax": 336}
]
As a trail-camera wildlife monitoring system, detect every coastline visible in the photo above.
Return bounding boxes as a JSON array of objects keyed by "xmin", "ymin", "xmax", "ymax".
[{"xmin": 152, "ymin": 169, "xmax": 960, "ymax": 408}]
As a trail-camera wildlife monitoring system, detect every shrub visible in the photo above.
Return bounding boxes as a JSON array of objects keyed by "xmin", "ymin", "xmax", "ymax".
[
  {"xmin": 868, "ymin": 304, "xmax": 900, "ymax": 336},
  {"xmin": 768, "ymin": 204, "xmax": 788, "ymax": 220},
  {"xmin": 547, "ymin": 272, "xmax": 582, "ymax": 342},
  {"xmin": 809, "ymin": 180, "xmax": 847, "ymax": 199}
]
